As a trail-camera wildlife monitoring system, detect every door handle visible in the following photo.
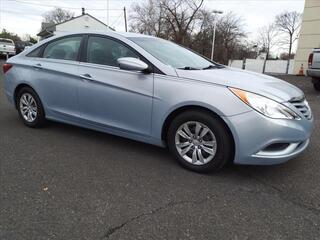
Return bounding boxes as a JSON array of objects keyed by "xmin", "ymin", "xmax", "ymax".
[
  {"xmin": 33, "ymin": 63, "xmax": 42, "ymax": 69},
  {"xmin": 79, "ymin": 74, "xmax": 93, "ymax": 81}
]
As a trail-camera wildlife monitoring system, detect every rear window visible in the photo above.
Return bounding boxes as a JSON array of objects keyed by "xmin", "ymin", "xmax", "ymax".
[
  {"xmin": 26, "ymin": 47, "xmax": 42, "ymax": 58},
  {"xmin": 0, "ymin": 39, "xmax": 14, "ymax": 45}
]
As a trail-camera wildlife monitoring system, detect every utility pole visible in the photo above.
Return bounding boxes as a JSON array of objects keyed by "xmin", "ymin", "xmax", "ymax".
[
  {"xmin": 211, "ymin": 10, "xmax": 223, "ymax": 61},
  {"xmin": 124, "ymin": 7, "xmax": 127, "ymax": 32}
]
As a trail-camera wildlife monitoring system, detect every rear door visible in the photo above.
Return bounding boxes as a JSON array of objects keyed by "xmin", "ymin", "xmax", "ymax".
[
  {"xmin": 29, "ymin": 35, "xmax": 83, "ymax": 120},
  {"xmin": 77, "ymin": 35, "xmax": 154, "ymax": 136}
]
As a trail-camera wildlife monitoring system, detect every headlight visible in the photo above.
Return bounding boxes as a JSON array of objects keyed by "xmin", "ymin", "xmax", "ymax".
[{"xmin": 229, "ymin": 87, "xmax": 300, "ymax": 120}]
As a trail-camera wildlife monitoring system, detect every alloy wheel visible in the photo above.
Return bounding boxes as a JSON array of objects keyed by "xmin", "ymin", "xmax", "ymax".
[
  {"xmin": 19, "ymin": 93, "xmax": 38, "ymax": 123},
  {"xmin": 175, "ymin": 121, "xmax": 217, "ymax": 165}
]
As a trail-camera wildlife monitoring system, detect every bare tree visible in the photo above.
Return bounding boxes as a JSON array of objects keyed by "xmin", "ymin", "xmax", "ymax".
[
  {"xmin": 129, "ymin": 2, "xmax": 247, "ymax": 64},
  {"xmin": 160, "ymin": 0, "xmax": 204, "ymax": 44},
  {"xmin": 130, "ymin": 0, "xmax": 167, "ymax": 38},
  {"xmin": 42, "ymin": 7, "xmax": 75, "ymax": 25},
  {"xmin": 258, "ymin": 23, "xmax": 278, "ymax": 72},
  {"xmin": 192, "ymin": 9, "xmax": 216, "ymax": 56},
  {"xmin": 216, "ymin": 12, "xmax": 246, "ymax": 64},
  {"xmin": 275, "ymin": 11, "xmax": 301, "ymax": 73},
  {"xmin": 193, "ymin": 11, "xmax": 246, "ymax": 64},
  {"xmin": 130, "ymin": 0, "xmax": 204, "ymax": 44}
]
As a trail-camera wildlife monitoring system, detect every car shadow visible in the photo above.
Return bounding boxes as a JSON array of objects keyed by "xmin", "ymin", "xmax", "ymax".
[
  {"xmin": 43, "ymin": 120, "xmax": 293, "ymax": 179},
  {"xmin": 1, "ymin": 105, "xmax": 306, "ymax": 181}
]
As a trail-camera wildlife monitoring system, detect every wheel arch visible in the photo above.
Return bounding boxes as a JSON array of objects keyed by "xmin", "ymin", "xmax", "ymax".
[
  {"xmin": 14, "ymin": 84, "xmax": 39, "ymax": 109},
  {"xmin": 161, "ymin": 105, "xmax": 236, "ymax": 160}
]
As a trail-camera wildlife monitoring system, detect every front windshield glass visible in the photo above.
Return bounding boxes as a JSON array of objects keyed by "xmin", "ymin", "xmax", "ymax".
[{"xmin": 129, "ymin": 37, "xmax": 216, "ymax": 69}]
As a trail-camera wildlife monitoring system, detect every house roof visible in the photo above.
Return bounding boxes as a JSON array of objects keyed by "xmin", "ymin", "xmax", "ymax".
[{"xmin": 37, "ymin": 13, "xmax": 114, "ymax": 37}]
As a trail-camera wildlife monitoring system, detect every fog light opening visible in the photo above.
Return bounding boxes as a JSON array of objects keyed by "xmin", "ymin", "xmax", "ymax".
[{"xmin": 263, "ymin": 143, "xmax": 290, "ymax": 152}]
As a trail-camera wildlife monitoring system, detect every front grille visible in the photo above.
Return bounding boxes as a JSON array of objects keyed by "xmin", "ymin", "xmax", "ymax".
[{"xmin": 289, "ymin": 98, "xmax": 312, "ymax": 120}]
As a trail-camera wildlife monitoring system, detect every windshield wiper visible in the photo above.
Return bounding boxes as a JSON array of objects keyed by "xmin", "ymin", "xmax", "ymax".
[
  {"xmin": 202, "ymin": 64, "xmax": 225, "ymax": 70},
  {"xmin": 177, "ymin": 66, "xmax": 201, "ymax": 70},
  {"xmin": 177, "ymin": 65, "xmax": 225, "ymax": 70}
]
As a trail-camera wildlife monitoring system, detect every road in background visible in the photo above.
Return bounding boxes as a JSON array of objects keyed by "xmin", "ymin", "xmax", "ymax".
[{"xmin": 1, "ymin": 62, "xmax": 319, "ymax": 239}]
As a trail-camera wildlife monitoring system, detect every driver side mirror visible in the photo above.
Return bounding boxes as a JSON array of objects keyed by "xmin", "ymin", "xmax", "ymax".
[{"xmin": 117, "ymin": 57, "xmax": 150, "ymax": 73}]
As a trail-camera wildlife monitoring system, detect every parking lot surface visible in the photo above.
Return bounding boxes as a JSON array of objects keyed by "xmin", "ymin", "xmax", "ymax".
[{"xmin": 0, "ymin": 65, "xmax": 319, "ymax": 239}]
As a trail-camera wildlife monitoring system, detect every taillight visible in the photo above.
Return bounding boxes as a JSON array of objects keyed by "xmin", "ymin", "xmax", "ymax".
[
  {"xmin": 308, "ymin": 53, "xmax": 313, "ymax": 66},
  {"xmin": 3, "ymin": 63, "xmax": 13, "ymax": 74}
]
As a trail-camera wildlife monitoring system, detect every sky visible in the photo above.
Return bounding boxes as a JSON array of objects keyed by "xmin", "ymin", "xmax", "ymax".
[{"xmin": 0, "ymin": 0, "xmax": 305, "ymax": 42}]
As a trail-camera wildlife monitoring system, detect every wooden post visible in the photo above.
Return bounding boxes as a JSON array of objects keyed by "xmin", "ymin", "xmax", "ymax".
[{"xmin": 242, "ymin": 58, "xmax": 246, "ymax": 70}]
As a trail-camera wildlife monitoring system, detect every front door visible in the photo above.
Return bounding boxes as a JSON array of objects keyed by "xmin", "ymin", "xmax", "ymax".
[{"xmin": 78, "ymin": 35, "xmax": 154, "ymax": 137}]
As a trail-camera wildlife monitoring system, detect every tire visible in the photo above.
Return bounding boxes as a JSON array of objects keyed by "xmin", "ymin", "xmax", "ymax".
[
  {"xmin": 167, "ymin": 110, "xmax": 234, "ymax": 173},
  {"xmin": 313, "ymin": 79, "xmax": 320, "ymax": 91},
  {"xmin": 16, "ymin": 87, "xmax": 46, "ymax": 128}
]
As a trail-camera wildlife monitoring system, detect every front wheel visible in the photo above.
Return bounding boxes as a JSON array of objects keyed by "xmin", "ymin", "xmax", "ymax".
[{"xmin": 167, "ymin": 110, "xmax": 234, "ymax": 173}]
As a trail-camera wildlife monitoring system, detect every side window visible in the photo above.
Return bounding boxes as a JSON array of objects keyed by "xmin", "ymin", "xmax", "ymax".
[
  {"xmin": 43, "ymin": 36, "xmax": 82, "ymax": 61},
  {"xmin": 86, "ymin": 36, "xmax": 139, "ymax": 67},
  {"xmin": 26, "ymin": 46, "xmax": 42, "ymax": 58}
]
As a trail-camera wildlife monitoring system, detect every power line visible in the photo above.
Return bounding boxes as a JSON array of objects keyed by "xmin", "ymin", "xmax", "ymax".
[
  {"xmin": 1, "ymin": 6, "xmax": 125, "ymax": 24},
  {"xmin": 0, "ymin": 9, "xmax": 41, "ymax": 16},
  {"xmin": 1, "ymin": 9, "xmax": 123, "ymax": 18},
  {"xmin": 3, "ymin": 0, "xmax": 303, "ymax": 1},
  {"xmin": 110, "ymin": 12, "xmax": 123, "ymax": 28},
  {"xmin": 11, "ymin": 0, "xmax": 124, "ymax": 11},
  {"xmin": 3, "ymin": 0, "xmax": 135, "ymax": 1}
]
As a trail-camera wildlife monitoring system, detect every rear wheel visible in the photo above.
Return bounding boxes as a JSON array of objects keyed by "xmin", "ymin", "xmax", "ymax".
[
  {"xmin": 16, "ymin": 87, "xmax": 46, "ymax": 128},
  {"xmin": 167, "ymin": 110, "xmax": 234, "ymax": 173}
]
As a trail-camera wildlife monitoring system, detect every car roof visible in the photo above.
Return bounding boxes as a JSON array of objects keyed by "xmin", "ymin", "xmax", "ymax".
[
  {"xmin": 54, "ymin": 30, "xmax": 156, "ymax": 39},
  {"xmin": 113, "ymin": 32, "xmax": 156, "ymax": 38}
]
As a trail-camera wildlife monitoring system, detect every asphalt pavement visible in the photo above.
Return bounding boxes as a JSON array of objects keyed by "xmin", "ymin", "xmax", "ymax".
[{"xmin": 0, "ymin": 65, "xmax": 319, "ymax": 239}]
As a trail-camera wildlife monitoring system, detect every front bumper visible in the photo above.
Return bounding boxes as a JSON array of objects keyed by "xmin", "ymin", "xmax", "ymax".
[{"xmin": 223, "ymin": 110, "xmax": 313, "ymax": 165}]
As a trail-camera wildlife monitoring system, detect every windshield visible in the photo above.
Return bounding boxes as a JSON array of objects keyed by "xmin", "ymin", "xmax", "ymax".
[{"xmin": 129, "ymin": 37, "xmax": 216, "ymax": 69}]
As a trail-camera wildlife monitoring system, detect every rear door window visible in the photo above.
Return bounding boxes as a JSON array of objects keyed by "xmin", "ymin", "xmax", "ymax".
[{"xmin": 43, "ymin": 36, "xmax": 82, "ymax": 61}]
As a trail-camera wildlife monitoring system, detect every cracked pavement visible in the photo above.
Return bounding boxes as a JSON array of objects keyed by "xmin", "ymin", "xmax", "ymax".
[{"xmin": 0, "ymin": 65, "xmax": 319, "ymax": 240}]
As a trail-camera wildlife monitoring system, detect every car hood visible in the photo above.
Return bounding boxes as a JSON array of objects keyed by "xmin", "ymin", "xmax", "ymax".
[{"xmin": 176, "ymin": 67, "xmax": 304, "ymax": 102}]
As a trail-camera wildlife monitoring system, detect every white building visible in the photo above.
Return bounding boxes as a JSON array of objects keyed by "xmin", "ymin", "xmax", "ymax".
[
  {"xmin": 37, "ymin": 13, "xmax": 113, "ymax": 39},
  {"xmin": 294, "ymin": 0, "xmax": 320, "ymax": 74}
]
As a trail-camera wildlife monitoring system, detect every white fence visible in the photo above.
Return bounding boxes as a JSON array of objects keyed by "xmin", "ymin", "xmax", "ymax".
[{"xmin": 228, "ymin": 59, "xmax": 294, "ymax": 74}]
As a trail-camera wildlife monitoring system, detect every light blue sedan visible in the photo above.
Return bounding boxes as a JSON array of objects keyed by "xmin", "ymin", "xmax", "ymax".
[{"xmin": 3, "ymin": 31, "xmax": 313, "ymax": 172}]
